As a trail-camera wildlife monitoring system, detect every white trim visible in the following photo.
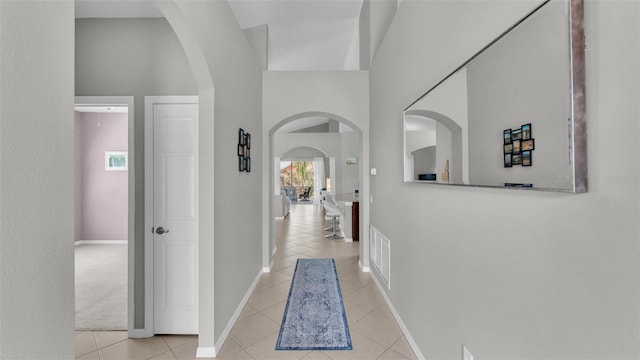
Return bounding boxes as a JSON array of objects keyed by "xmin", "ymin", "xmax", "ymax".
[
  {"xmin": 263, "ymin": 256, "xmax": 274, "ymax": 273},
  {"xmin": 370, "ymin": 274, "xmax": 426, "ymax": 360},
  {"xmin": 358, "ymin": 259, "xmax": 370, "ymax": 272},
  {"xmin": 74, "ymin": 96, "xmax": 136, "ymax": 337},
  {"xmin": 144, "ymin": 97, "xmax": 155, "ymax": 336},
  {"xmin": 195, "ymin": 347, "xmax": 216, "ymax": 358},
  {"xmin": 144, "ymin": 96, "xmax": 200, "ymax": 336},
  {"xmin": 266, "ymin": 246, "xmax": 277, "ymax": 271},
  {"xmin": 128, "ymin": 328, "xmax": 153, "ymax": 339},
  {"xmin": 74, "ymin": 240, "xmax": 127, "ymax": 246},
  {"xmin": 202, "ymin": 269, "xmax": 264, "ymax": 358}
]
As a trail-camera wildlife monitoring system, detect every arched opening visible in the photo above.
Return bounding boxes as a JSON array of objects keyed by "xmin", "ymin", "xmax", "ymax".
[
  {"xmin": 268, "ymin": 112, "xmax": 365, "ymax": 271},
  {"xmin": 404, "ymin": 109, "xmax": 466, "ymax": 184},
  {"xmin": 277, "ymin": 146, "xmax": 327, "ymax": 206}
]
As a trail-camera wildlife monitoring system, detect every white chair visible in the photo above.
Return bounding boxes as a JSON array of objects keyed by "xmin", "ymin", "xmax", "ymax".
[{"xmin": 323, "ymin": 197, "xmax": 343, "ymax": 240}]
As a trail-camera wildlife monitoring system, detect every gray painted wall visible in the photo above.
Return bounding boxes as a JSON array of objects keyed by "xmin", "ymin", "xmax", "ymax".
[
  {"xmin": 412, "ymin": 146, "xmax": 436, "ymax": 179},
  {"xmin": 244, "ymin": 24, "xmax": 268, "ymax": 70},
  {"xmin": 369, "ymin": 0, "xmax": 397, "ymax": 62},
  {"xmin": 435, "ymin": 122, "xmax": 452, "ymax": 181},
  {"xmin": 341, "ymin": 131, "xmax": 361, "ymax": 194},
  {"xmin": 75, "ymin": 18, "xmax": 197, "ymax": 328},
  {"xmin": 281, "ymin": 146, "xmax": 326, "ymax": 160},
  {"xmin": 0, "ymin": 1, "xmax": 75, "ymax": 358},
  {"xmin": 163, "ymin": 1, "xmax": 264, "ymax": 347},
  {"xmin": 359, "ymin": 0, "xmax": 371, "ymax": 70},
  {"xmin": 406, "ymin": 129, "xmax": 436, "ymax": 155},
  {"xmin": 291, "ymin": 122, "xmax": 330, "ymax": 133},
  {"xmin": 370, "ymin": 0, "xmax": 639, "ymax": 358},
  {"xmin": 359, "ymin": 0, "xmax": 398, "ymax": 70}
]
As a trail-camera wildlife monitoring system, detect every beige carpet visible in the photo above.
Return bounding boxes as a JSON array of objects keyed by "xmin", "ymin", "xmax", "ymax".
[{"xmin": 75, "ymin": 243, "xmax": 127, "ymax": 330}]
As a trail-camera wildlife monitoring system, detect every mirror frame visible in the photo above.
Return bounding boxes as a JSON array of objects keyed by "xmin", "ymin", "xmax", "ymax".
[{"xmin": 404, "ymin": 0, "xmax": 587, "ymax": 193}]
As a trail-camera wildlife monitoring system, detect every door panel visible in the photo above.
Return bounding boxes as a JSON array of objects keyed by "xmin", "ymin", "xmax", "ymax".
[
  {"xmin": 163, "ymin": 243, "xmax": 196, "ymax": 307},
  {"xmin": 164, "ymin": 153, "xmax": 196, "ymax": 219},
  {"xmin": 153, "ymin": 103, "xmax": 198, "ymax": 334}
]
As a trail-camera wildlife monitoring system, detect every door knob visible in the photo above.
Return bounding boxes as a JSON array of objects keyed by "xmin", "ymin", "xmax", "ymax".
[{"xmin": 155, "ymin": 226, "xmax": 169, "ymax": 235}]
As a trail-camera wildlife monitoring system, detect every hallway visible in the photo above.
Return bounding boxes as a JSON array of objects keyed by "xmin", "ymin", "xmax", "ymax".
[{"xmin": 75, "ymin": 204, "xmax": 416, "ymax": 359}]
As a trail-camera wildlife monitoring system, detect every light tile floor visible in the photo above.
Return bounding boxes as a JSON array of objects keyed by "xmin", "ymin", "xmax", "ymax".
[{"xmin": 76, "ymin": 204, "xmax": 417, "ymax": 360}]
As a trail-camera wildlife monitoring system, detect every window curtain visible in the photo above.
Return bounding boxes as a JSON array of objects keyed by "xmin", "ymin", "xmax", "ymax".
[{"xmin": 313, "ymin": 157, "xmax": 325, "ymax": 205}]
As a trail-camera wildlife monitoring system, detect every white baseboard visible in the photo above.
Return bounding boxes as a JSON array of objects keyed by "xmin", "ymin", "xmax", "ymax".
[
  {"xmin": 358, "ymin": 260, "xmax": 370, "ymax": 273},
  {"xmin": 264, "ymin": 247, "xmax": 276, "ymax": 272},
  {"xmin": 263, "ymin": 260, "xmax": 274, "ymax": 273},
  {"xmin": 207, "ymin": 269, "xmax": 264, "ymax": 358},
  {"xmin": 75, "ymin": 240, "xmax": 127, "ymax": 246},
  {"xmin": 195, "ymin": 347, "xmax": 216, "ymax": 358},
  {"xmin": 370, "ymin": 274, "xmax": 426, "ymax": 360}
]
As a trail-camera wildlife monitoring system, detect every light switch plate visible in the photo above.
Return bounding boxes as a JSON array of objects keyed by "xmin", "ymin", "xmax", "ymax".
[{"xmin": 370, "ymin": 168, "xmax": 377, "ymax": 176}]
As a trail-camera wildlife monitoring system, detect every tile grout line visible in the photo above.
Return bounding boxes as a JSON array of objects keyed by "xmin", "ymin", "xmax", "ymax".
[
  {"xmin": 159, "ymin": 336, "xmax": 177, "ymax": 360},
  {"xmin": 92, "ymin": 332, "xmax": 100, "ymax": 360}
]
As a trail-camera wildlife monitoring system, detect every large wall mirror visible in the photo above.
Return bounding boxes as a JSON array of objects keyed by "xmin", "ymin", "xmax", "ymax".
[{"xmin": 403, "ymin": 0, "xmax": 586, "ymax": 192}]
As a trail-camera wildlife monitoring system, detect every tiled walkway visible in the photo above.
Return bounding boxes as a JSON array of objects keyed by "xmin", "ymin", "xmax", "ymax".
[{"xmin": 76, "ymin": 204, "xmax": 416, "ymax": 359}]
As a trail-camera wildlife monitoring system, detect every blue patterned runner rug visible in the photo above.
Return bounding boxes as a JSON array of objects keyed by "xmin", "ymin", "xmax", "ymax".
[{"xmin": 276, "ymin": 258, "xmax": 352, "ymax": 350}]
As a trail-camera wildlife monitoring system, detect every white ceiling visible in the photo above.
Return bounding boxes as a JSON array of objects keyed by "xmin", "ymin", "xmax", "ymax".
[{"xmin": 75, "ymin": 0, "xmax": 364, "ymax": 71}]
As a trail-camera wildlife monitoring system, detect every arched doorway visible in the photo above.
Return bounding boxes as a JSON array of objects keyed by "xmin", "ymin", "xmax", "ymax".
[
  {"xmin": 277, "ymin": 146, "xmax": 327, "ymax": 206},
  {"xmin": 267, "ymin": 112, "xmax": 368, "ymax": 273},
  {"xmin": 404, "ymin": 109, "xmax": 466, "ymax": 184}
]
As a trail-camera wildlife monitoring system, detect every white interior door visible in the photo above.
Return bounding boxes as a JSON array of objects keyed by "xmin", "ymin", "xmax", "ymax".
[{"xmin": 151, "ymin": 101, "xmax": 199, "ymax": 334}]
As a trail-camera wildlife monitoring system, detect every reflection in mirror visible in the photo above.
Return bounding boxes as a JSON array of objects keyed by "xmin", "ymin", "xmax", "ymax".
[{"xmin": 403, "ymin": 0, "xmax": 586, "ymax": 192}]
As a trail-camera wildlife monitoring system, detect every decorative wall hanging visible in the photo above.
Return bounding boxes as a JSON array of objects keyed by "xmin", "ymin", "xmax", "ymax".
[
  {"xmin": 238, "ymin": 128, "xmax": 251, "ymax": 172},
  {"xmin": 105, "ymin": 151, "xmax": 128, "ymax": 171},
  {"xmin": 503, "ymin": 123, "xmax": 534, "ymax": 167}
]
